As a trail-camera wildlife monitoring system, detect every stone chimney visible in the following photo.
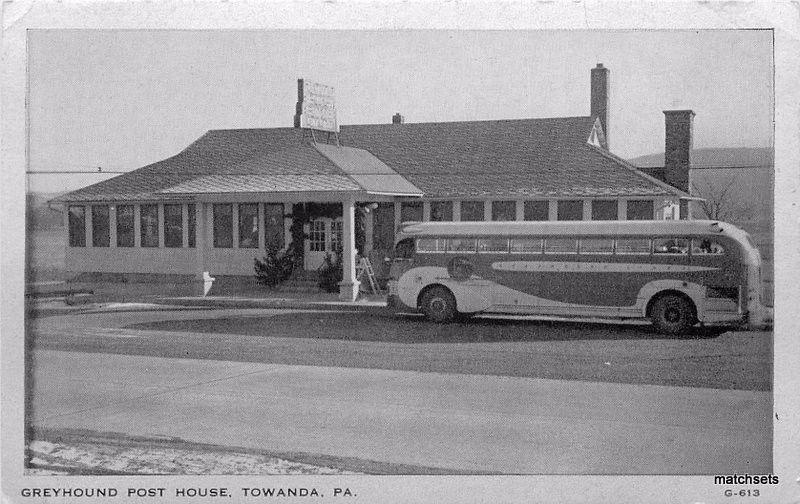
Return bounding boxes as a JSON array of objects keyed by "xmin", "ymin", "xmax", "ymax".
[
  {"xmin": 392, "ymin": 113, "xmax": 404, "ymax": 125},
  {"xmin": 590, "ymin": 63, "xmax": 610, "ymax": 148},
  {"xmin": 663, "ymin": 110, "xmax": 695, "ymax": 193}
]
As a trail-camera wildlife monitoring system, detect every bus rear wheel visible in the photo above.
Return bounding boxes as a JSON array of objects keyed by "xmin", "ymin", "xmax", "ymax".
[
  {"xmin": 650, "ymin": 294, "xmax": 696, "ymax": 335},
  {"xmin": 421, "ymin": 286, "xmax": 457, "ymax": 323}
]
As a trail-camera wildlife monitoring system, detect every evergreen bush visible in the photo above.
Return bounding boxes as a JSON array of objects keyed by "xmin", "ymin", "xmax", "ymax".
[{"xmin": 253, "ymin": 245, "xmax": 294, "ymax": 287}]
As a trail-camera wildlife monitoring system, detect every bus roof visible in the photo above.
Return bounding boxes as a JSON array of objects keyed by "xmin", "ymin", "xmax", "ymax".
[{"xmin": 396, "ymin": 220, "xmax": 746, "ymax": 240}]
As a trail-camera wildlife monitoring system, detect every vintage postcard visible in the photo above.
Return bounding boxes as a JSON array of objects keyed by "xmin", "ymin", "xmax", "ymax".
[{"xmin": 2, "ymin": 2, "xmax": 798, "ymax": 503}]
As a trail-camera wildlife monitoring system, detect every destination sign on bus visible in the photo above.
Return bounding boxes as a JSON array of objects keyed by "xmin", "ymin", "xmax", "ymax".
[{"xmin": 294, "ymin": 79, "xmax": 339, "ymax": 133}]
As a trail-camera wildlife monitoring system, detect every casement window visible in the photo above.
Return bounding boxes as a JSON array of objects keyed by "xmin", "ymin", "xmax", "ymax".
[
  {"xmin": 163, "ymin": 204, "xmax": 183, "ymax": 248},
  {"xmin": 91, "ymin": 205, "xmax": 110, "ymax": 247},
  {"xmin": 400, "ymin": 201, "xmax": 423, "ymax": 223},
  {"xmin": 627, "ymin": 200, "xmax": 655, "ymax": 220},
  {"xmin": 460, "ymin": 201, "xmax": 485, "ymax": 221},
  {"xmin": 187, "ymin": 204, "xmax": 196, "ymax": 248},
  {"xmin": 430, "ymin": 201, "xmax": 453, "ymax": 222},
  {"xmin": 116, "ymin": 205, "xmax": 135, "ymax": 247},
  {"xmin": 213, "ymin": 204, "xmax": 233, "ymax": 248},
  {"xmin": 140, "ymin": 204, "xmax": 159, "ymax": 248},
  {"xmin": 557, "ymin": 200, "xmax": 583, "ymax": 221},
  {"xmin": 491, "ymin": 201, "xmax": 516, "ymax": 221},
  {"xmin": 309, "ymin": 219, "xmax": 326, "ymax": 252},
  {"xmin": 238, "ymin": 203, "xmax": 259, "ymax": 248},
  {"xmin": 68, "ymin": 205, "xmax": 86, "ymax": 247},
  {"xmin": 330, "ymin": 220, "xmax": 343, "ymax": 253},
  {"xmin": 523, "ymin": 201, "xmax": 548, "ymax": 221},
  {"xmin": 264, "ymin": 203, "xmax": 285, "ymax": 250},
  {"xmin": 591, "ymin": 200, "xmax": 618, "ymax": 220}
]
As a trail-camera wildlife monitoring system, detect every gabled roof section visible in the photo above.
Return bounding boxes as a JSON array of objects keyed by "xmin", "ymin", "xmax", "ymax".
[
  {"xmin": 313, "ymin": 143, "xmax": 423, "ymax": 196},
  {"xmin": 56, "ymin": 116, "xmax": 685, "ymax": 202}
]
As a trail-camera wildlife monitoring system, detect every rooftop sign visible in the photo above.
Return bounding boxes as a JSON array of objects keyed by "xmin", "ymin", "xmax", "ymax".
[{"xmin": 294, "ymin": 79, "xmax": 339, "ymax": 133}]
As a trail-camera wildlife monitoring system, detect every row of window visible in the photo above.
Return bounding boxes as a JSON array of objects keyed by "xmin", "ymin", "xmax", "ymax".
[
  {"xmin": 415, "ymin": 237, "xmax": 726, "ymax": 256},
  {"xmin": 400, "ymin": 199, "xmax": 655, "ymax": 222},
  {"xmin": 68, "ymin": 203, "xmax": 285, "ymax": 249}
]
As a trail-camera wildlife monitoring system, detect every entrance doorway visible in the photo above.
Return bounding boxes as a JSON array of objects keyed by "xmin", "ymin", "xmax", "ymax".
[{"xmin": 304, "ymin": 218, "xmax": 343, "ymax": 270}]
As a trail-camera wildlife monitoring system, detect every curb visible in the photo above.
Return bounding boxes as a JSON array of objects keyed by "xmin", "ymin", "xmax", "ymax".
[{"xmin": 153, "ymin": 297, "xmax": 390, "ymax": 313}]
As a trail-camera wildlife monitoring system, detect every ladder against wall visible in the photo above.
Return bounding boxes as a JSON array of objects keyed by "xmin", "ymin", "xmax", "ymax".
[{"xmin": 355, "ymin": 256, "xmax": 380, "ymax": 294}]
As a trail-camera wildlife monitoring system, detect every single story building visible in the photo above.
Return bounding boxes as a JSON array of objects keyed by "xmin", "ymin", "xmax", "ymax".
[{"xmin": 54, "ymin": 64, "xmax": 695, "ymax": 300}]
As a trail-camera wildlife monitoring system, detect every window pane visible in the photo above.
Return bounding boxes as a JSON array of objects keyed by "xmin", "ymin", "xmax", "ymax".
[
  {"xmin": 394, "ymin": 238, "xmax": 415, "ymax": 259},
  {"xmin": 557, "ymin": 200, "xmax": 583, "ymax": 221},
  {"xmin": 68, "ymin": 205, "xmax": 86, "ymax": 247},
  {"xmin": 416, "ymin": 238, "xmax": 445, "ymax": 252},
  {"xmin": 116, "ymin": 205, "xmax": 134, "ymax": 247},
  {"xmin": 140, "ymin": 204, "xmax": 159, "ymax": 248},
  {"xmin": 478, "ymin": 238, "xmax": 508, "ymax": 253},
  {"xmin": 616, "ymin": 238, "xmax": 650, "ymax": 255},
  {"xmin": 91, "ymin": 205, "xmax": 110, "ymax": 247},
  {"xmin": 330, "ymin": 220, "xmax": 343, "ymax": 253},
  {"xmin": 238, "ymin": 203, "xmax": 259, "ymax": 248},
  {"xmin": 591, "ymin": 200, "xmax": 618, "ymax": 220},
  {"xmin": 164, "ymin": 204, "xmax": 183, "ymax": 248},
  {"xmin": 491, "ymin": 201, "xmax": 516, "ymax": 221},
  {"xmin": 524, "ymin": 201, "xmax": 548, "ymax": 221},
  {"xmin": 400, "ymin": 202, "xmax": 423, "ymax": 223},
  {"xmin": 187, "ymin": 204, "xmax": 196, "ymax": 248},
  {"xmin": 213, "ymin": 204, "xmax": 233, "ymax": 248},
  {"xmin": 430, "ymin": 201, "xmax": 453, "ymax": 222},
  {"xmin": 510, "ymin": 238, "xmax": 542, "ymax": 254},
  {"xmin": 309, "ymin": 219, "xmax": 326, "ymax": 252},
  {"xmin": 264, "ymin": 203, "xmax": 284, "ymax": 250},
  {"xmin": 460, "ymin": 201, "xmax": 485, "ymax": 221},
  {"xmin": 653, "ymin": 238, "xmax": 689, "ymax": 255},
  {"xmin": 627, "ymin": 200, "xmax": 654, "ymax": 220},
  {"xmin": 544, "ymin": 238, "xmax": 578, "ymax": 254},
  {"xmin": 581, "ymin": 238, "xmax": 614, "ymax": 254},
  {"xmin": 447, "ymin": 238, "xmax": 476, "ymax": 252},
  {"xmin": 692, "ymin": 238, "xmax": 725, "ymax": 255}
]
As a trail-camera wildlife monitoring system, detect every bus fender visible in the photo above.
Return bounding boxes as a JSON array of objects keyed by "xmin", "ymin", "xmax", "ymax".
[{"xmin": 637, "ymin": 279, "xmax": 705, "ymax": 318}]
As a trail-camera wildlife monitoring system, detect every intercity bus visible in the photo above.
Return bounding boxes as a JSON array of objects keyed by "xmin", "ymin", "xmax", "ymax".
[{"xmin": 386, "ymin": 220, "xmax": 766, "ymax": 333}]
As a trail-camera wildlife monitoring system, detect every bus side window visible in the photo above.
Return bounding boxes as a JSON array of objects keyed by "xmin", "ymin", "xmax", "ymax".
[
  {"xmin": 616, "ymin": 238, "xmax": 651, "ymax": 255},
  {"xmin": 544, "ymin": 238, "xmax": 578, "ymax": 254},
  {"xmin": 692, "ymin": 238, "xmax": 725, "ymax": 255},
  {"xmin": 478, "ymin": 238, "xmax": 509, "ymax": 253},
  {"xmin": 580, "ymin": 238, "xmax": 614, "ymax": 254},
  {"xmin": 510, "ymin": 238, "xmax": 542, "ymax": 254},
  {"xmin": 653, "ymin": 238, "xmax": 689, "ymax": 255},
  {"xmin": 447, "ymin": 238, "xmax": 477, "ymax": 253},
  {"xmin": 415, "ymin": 238, "xmax": 444, "ymax": 253}
]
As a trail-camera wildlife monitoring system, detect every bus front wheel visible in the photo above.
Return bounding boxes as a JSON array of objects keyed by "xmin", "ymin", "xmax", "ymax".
[
  {"xmin": 421, "ymin": 286, "xmax": 457, "ymax": 323},
  {"xmin": 650, "ymin": 294, "xmax": 696, "ymax": 335}
]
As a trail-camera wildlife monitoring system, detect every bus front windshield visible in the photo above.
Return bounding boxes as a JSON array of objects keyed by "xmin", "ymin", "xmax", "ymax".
[{"xmin": 394, "ymin": 238, "xmax": 415, "ymax": 260}]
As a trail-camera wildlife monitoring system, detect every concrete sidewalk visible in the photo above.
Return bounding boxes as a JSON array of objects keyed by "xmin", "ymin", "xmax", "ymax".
[{"xmin": 31, "ymin": 349, "xmax": 771, "ymax": 475}]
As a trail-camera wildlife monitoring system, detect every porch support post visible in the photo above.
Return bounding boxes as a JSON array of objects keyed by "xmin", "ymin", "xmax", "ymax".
[
  {"xmin": 364, "ymin": 209, "xmax": 374, "ymax": 255},
  {"xmin": 194, "ymin": 202, "xmax": 214, "ymax": 296},
  {"xmin": 339, "ymin": 196, "xmax": 360, "ymax": 301}
]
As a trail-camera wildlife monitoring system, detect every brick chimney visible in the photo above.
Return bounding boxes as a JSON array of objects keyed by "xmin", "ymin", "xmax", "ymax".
[
  {"xmin": 392, "ymin": 113, "xmax": 404, "ymax": 125},
  {"xmin": 590, "ymin": 63, "xmax": 610, "ymax": 148},
  {"xmin": 663, "ymin": 110, "xmax": 695, "ymax": 193}
]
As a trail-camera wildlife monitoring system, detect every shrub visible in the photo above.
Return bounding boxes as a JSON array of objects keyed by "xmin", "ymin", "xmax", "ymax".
[
  {"xmin": 317, "ymin": 252, "xmax": 342, "ymax": 293},
  {"xmin": 254, "ymin": 246, "xmax": 294, "ymax": 287}
]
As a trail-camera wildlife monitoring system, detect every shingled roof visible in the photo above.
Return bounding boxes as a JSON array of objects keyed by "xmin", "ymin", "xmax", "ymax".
[{"xmin": 56, "ymin": 116, "xmax": 686, "ymax": 202}]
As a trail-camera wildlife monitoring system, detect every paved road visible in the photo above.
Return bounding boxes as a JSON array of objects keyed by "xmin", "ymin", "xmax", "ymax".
[
  {"xmin": 29, "ymin": 308, "xmax": 772, "ymax": 390},
  {"xmin": 31, "ymin": 348, "xmax": 770, "ymax": 475}
]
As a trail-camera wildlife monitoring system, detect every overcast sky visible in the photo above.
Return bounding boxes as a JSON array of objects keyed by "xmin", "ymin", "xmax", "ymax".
[{"xmin": 27, "ymin": 29, "xmax": 773, "ymax": 193}]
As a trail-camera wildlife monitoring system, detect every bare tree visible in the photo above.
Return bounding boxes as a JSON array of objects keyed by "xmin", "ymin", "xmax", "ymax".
[{"xmin": 690, "ymin": 173, "xmax": 756, "ymax": 222}]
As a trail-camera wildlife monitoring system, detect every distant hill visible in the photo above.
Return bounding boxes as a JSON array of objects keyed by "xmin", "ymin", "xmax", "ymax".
[{"xmin": 628, "ymin": 147, "xmax": 773, "ymax": 169}]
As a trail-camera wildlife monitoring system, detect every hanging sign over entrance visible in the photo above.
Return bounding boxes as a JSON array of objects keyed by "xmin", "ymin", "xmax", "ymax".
[{"xmin": 294, "ymin": 79, "xmax": 339, "ymax": 133}]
